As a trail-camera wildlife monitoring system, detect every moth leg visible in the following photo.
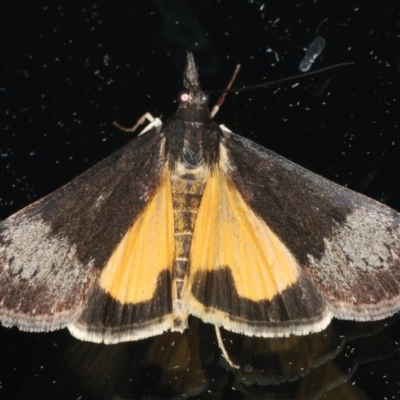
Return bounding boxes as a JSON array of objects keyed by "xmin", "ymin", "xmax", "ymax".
[
  {"xmin": 218, "ymin": 124, "xmax": 233, "ymax": 133},
  {"xmin": 113, "ymin": 112, "xmax": 162, "ymax": 135},
  {"xmin": 215, "ymin": 325, "xmax": 240, "ymax": 369}
]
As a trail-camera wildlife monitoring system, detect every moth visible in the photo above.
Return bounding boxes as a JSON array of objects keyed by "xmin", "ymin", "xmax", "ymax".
[{"xmin": 1, "ymin": 53, "xmax": 400, "ymax": 351}]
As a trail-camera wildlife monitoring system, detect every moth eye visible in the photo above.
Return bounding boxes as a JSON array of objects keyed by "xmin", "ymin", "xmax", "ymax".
[
  {"xmin": 201, "ymin": 93, "xmax": 209, "ymax": 103},
  {"xmin": 178, "ymin": 90, "xmax": 190, "ymax": 104}
]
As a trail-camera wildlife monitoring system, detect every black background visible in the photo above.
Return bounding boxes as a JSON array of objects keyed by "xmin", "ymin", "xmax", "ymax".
[{"xmin": 0, "ymin": 2, "xmax": 400, "ymax": 399}]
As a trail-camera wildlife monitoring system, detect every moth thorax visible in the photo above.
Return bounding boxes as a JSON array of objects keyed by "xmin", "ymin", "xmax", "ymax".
[{"xmin": 181, "ymin": 137, "xmax": 204, "ymax": 170}]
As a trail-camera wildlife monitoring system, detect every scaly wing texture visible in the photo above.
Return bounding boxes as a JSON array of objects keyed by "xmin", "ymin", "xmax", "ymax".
[
  {"xmin": 0, "ymin": 129, "xmax": 175, "ymax": 342},
  {"xmin": 71, "ymin": 167, "xmax": 176, "ymax": 343},
  {"xmin": 185, "ymin": 163, "xmax": 328, "ymax": 337},
  {"xmin": 222, "ymin": 129, "xmax": 400, "ymax": 324}
]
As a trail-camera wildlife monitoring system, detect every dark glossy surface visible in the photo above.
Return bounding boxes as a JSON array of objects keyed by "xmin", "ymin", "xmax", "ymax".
[{"xmin": 1, "ymin": 2, "xmax": 399, "ymax": 399}]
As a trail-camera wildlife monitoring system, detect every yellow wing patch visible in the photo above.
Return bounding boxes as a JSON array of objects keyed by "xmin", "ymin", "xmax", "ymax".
[
  {"xmin": 186, "ymin": 168, "xmax": 299, "ymax": 303},
  {"xmin": 99, "ymin": 168, "xmax": 175, "ymax": 304}
]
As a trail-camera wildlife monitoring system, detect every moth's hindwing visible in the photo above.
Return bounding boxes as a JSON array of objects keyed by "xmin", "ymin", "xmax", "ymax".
[
  {"xmin": 183, "ymin": 142, "xmax": 330, "ymax": 338},
  {"xmin": 70, "ymin": 166, "xmax": 176, "ymax": 343}
]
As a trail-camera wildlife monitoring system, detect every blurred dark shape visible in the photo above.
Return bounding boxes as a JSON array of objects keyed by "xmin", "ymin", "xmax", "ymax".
[
  {"xmin": 155, "ymin": 0, "xmax": 220, "ymax": 75},
  {"xmin": 312, "ymin": 73, "xmax": 335, "ymax": 97},
  {"xmin": 8, "ymin": 315, "xmax": 400, "ymax": 399}
]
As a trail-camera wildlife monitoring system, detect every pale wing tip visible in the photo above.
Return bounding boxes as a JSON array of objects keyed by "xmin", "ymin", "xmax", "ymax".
[
  {"xmin": 68, "ymin": 317, "xmax": 175, "ymax": 344},
  {"xmin": 331, "ymin": 297, "xmax": 400, "ymax": 322},
  {"xmin": 187, "ymin": 302, "xmax": 334, "ymax": 338},
  {"xmin": 0, "ymin": 309, "xmax": 78, "ymax": 333}
]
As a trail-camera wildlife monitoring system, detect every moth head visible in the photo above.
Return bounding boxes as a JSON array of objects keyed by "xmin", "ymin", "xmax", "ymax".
[
  {"xmin": 178, "ymin": 88, "xmax": 209, "ymax": 107},
  {"xmin": 178, "ymin": 52, "xmax": 210, "ymax": 108}
]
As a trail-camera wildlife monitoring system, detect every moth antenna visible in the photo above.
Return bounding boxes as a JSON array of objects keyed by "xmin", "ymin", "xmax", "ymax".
[
  {"xmin": 171, "ymin": 55, "xmax": 197, "ymax": 94},
  {"xmin": 156, "ymin": 47, "xmax": 197, "ymax": 94},
  {"xmin": 210, "ymin": 64, "xmax": 241, "ymax": 118},
  {"xmin": 207, "ymin": 61, "xmax": 354, "ymax": 94},
  {"xmin": 154, "ymin": 42, "xmax": 198, "ymax": 94}
]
